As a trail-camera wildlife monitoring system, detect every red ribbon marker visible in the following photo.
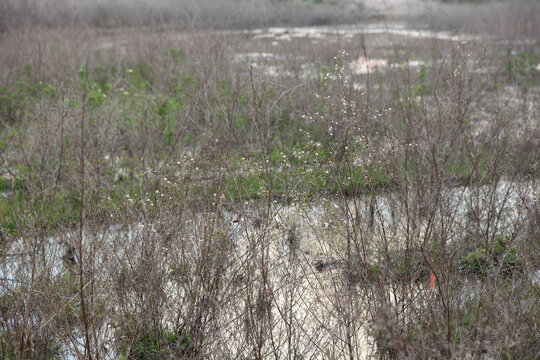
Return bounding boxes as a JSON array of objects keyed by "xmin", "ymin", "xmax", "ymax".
[{"xmin": 430, "ymin": 273, "xmax": 436, "ymax": 294}]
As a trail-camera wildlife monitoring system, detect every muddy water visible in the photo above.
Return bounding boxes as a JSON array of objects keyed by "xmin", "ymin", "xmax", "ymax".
[
  {"xmin": 227, "ymin": 22, "xmax": 488, "ymax": 85},
  {"xmin": 1, "ymin": 179, "xmax": 535, "ymax": 358},
  {"xmin": 2, "ymin": 178, "xmax": 534, "ymax": 290},
  {"xmin": 241, "ymin": 24, "xmax": 481, "ymax": 42}
]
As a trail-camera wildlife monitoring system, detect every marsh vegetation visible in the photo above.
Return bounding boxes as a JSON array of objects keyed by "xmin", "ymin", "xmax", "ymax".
[{"xmin": 0, "ymin": 0, "xmax": 539, "ymax": 359}]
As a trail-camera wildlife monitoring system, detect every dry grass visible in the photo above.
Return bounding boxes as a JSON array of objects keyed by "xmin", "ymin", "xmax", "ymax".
[{"xmin": 0, "ymin": 0, "xmax": 364, "ymax": 32}]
